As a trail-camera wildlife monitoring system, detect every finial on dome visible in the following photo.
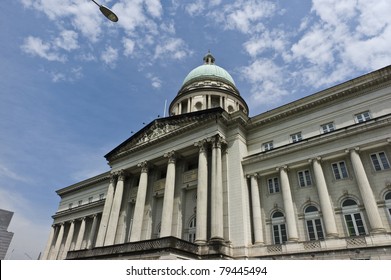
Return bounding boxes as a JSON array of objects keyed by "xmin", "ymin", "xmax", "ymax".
[{"xmin": 203, "ymin": 50, "xmax": 215, "ymax": 65}]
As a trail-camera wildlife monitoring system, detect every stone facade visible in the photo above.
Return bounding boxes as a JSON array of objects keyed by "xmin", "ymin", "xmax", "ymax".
[{"xmin": 42, "ymin": 54, "xmax": 391, "ymax": 260}]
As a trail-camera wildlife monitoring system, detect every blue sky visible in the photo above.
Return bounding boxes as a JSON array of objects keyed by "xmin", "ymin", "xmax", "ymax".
[{"xmin": 1, "ymin": 0, "xmax": 390, "ymax": 259}]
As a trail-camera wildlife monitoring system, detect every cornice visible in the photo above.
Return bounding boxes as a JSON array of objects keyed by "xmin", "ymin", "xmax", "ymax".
[
  {"xmin": 105, "ymin": 108, "xmax": 226, "ymax": 163},
  {"xmin": 56, "ymin": 171, "xmax": 111, "ymax": 196},
  {"xmin": 52, "ymin": 200, "xmax": 104, "ymax": 220},
  {"xmin": 243, "ymin": 113, "xmax": 391, "ymax": 166},
  {"xmin": 247, "ymin": 65, "xmax": 391, "ymax": 129}
]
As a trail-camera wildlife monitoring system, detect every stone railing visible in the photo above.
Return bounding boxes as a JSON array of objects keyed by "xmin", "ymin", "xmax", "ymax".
[{"xmin": 67, "ymin": 236, "xmax": 199, "ymax": 260}]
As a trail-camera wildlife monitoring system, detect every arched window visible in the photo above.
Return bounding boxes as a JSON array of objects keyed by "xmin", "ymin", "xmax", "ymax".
[
  {"xmin": 271, "ymin": 211, "xmax": 287, "ymax": 244},
  {"xmin": 187, "ymin": 216, "xmax": 196, "ymax": 243},
  {"xmin": 304, "ymin": 205, "xmax": 324, "ymax": 240},
  {"xmin": 342, "ymin": 199, "xmax": 366, "ymax": 236},
  {"xmin": 385, "ymin": 192, "xmax": 391, "ymax": 221}
]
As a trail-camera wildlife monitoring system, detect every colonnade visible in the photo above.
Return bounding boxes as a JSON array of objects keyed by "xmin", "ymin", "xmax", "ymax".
[
  {"xmin": 174, "ymin": 94, "xmax": 241, "ymax": 114},
  {"xmin": 43, "ymin": 134, "xmax": 227, "ymax": 259},
  {"xmin": 41, "ymin": 214, "xmax": 99, "ymax": 260},
  {"xmin": 248, "ymin": 148, "xmax": 385, "ymax": 244}
]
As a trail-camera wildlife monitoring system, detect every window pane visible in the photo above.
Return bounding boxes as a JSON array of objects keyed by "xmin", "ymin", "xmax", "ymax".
[
  {"xmin": 273, "ymin": 225, "xmax": 281, "ymax": 244},
  {"xmin": 315, "ymin": 219, "xmax": 324, "ymax": 240},
  {"xmin": 298, "ymin": 172, "xmax": 305, "ymax": 187},
  {"xmin": 354, "ymin": 213, "xmax": 366, "ymax": 235},
  {"xmin": 371, "ymin": 154, "xmax": 381, "ymax": 171},
  {"xmin": 344, "ymin": 214, "xmax": 356, "ymax": 236},
  {"xmin": 268, "ymin": 179, "xmax": 274, "ymax": 193},
  {"xmin": 280, "ymin": 224, "xmax": 287, "ymax": 243},
  {"xmin": 379, "ymin": 152, "xmax": 390, "ymax": 169},
  {"xmin": 306, "ymin": 220, "xmax": 316, "ymax": 240},
  {"xmin": 274, "ymin": 178, "xmax": 280, "ymax": 193},
  {"xmin": 305, "ymin": 170, "xmax": 311, "ymax": 185},
  {"xmin": 340, "ymin": 162, "xmax": 348, "ymax": 178},
  {"xmin": 332, "ymin": 163, "xmax": 341, "ymax": 179}
]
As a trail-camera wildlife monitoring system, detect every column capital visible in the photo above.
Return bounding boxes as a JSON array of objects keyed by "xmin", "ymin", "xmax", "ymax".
[
  {"xmin": 109, "ymin": 173, "xmax": 116, "ymax": 183},
  {"xmin": 309, "ymin": 156, "xmax": 322, "ymax": 163},
  {"xmin": 246, "ymin": 173, "xmax": 259, "ymax": 179},
  {"xmin": 137, "ymin": 161, "xmax": 149, "ymax": 173},
  {"xmin": 78, "ymin": 217, "xmax": 86, "ymax": 222},
  {"xmin": 208, "ymin": 134, "xmax": 226, "ymax": 148},
  {"xmin": 277, "ymin": 165, "xmax": 288, "ymax": 172},
  {"xmin": 164, "ymin": 150, "xmax": 176, "ymax": 163},
  {"xmin": 195, "ymin": 139, "xmax": 208, "ymax": 153},
  {"xmin": 345, "ymin": 147, "xmax": 360, "ymax": 154},
  {"xmin": 116, "ymin": 170, "xmax": 125, "ymax": 181}
]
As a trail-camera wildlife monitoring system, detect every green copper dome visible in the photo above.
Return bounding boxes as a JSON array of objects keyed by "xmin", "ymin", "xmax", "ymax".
[{"xmin": 182, "ymin": 52, "xmax": 236, "ymax": 86}]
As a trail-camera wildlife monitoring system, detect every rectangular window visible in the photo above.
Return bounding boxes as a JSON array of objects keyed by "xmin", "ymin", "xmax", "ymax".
[
  {"xmin": 355, "ymin": 111, "xmax": 371, "ymax": 123},
  {"xmin": 263, "ymin": 141, "xmax": 274, "ymax": 151},
  {"xmin": 298, "ymin": 170, "xmax": 312, "ymax": 187},
  {"xmin": 321, "ymin": 122, "xmax": 335, "ymax": 133},
  {"xmin": 290, "ymin": 132, "xmax": 302, "ymax": 143},
  {"xmin": 306, "ymin": 219, "xmax": 324, "ymax": 240},
  {"xmin": 344, "ymin": 213, "xmax": 366, "ymax": 236},
  {"xmin": 332, "ymin": 161, "xmax": 349, "ymax": 180},
  {"xmin": 370, "ymin": 152, "xmax": 390, "ymax": 171},
  {"xmin": 268, "ymin": 177, "xmax": 280, "ymax": 194},
  {"xmin": 273, "ymin": 224, "xmax": 287, "ymax": 244}
]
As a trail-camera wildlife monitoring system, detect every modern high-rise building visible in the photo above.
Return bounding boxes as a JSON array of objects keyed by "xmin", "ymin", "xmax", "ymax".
[
  {"xmin": 0, "ymin": 209, "xmax": 14, "ymax": 260},
  {"xmin": 42, "ymin": 53, "xmax": 391, "ymax": 260}
]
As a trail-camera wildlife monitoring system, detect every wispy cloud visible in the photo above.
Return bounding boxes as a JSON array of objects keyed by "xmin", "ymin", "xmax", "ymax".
[
  {"xmin": 21, "ymin": 36, "xmax": 67, "ymax": 62},
  {"xmin": 101, "ymin": 46, "xmax": 118, "ymax": 68}
]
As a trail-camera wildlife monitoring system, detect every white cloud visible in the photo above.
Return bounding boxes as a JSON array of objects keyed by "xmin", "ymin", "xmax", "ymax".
[
  {"xmin": 214, "ymin": 0, "xmax": 277, "ymax": 34},
  {"xmin": 123, "ymin": 38, "xmax": 136, "ymax": 56},
  {"xmin": 145, "ymin": 0, "xmax": 163, "ymax": 18},
  {"xmin": 101, "ymin": 46, "xmax": 118, "ymax": 68},
  {"xmin": 54, "ymin": 30, "xmax": 79, "ymax": 51},
  {"xmin": 21, "ymin": 0, "xmax": 103, "ymax": 42},
  {"xmin": 113, "ymin": 0, "xmax": 159, "ymax": 35},
  {"xmin": 146, "ymin": 73, "xmax": 162, "ymax": 89},
  {"xmin": 241, "ymin": 59, "xmax": 289, "ymax": 105},
  {"xmin": 21, "ymin": 36, "xmax": 66, "ymax": 62},
  {"xmin": 154, "ymin": 37, "xmax": 191, "ymax": 60}
]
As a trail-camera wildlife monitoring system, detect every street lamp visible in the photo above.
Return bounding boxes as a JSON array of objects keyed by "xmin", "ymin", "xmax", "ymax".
[{"xmin": 91, "ymin": 0, "xmax": 118, "ymax": 22}]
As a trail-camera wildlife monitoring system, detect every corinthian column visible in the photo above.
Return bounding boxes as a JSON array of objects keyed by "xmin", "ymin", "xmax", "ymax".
[
  {"xmin": 211, "ymin": 135, "xmax": 224, "ymax": 240},
  {"xmin": 52, "ymin": 223, "xmax": 64, "ymax": 260},
  {"xmin": 60, "ymin": 220, "xmax": 75, "ymax": 260},
  {"xmin": 349, "ymin": 148, "xmax": 385, "ymax": 233},
  {"xmin": 75, "ymin": 217, "xmax": 86, "ymax": 250},
  {"xmin": 87, "ymin": 214, "xmax": 98, "ymax": 249},
  {"xmin": 95, "ymin": 174, "xmax": 116, "ymax": 247},
  {"xmin": 195, "ymin": 140, "xmax": 208, "ymax": 244},
  {"xmin": 250, "ymin": 174, "xmax": 264, "ymax": 244},
  {"xmin": 130, "ymin": 161, "xmax": 149, "ymax": 242},
  {"xmin": 311, "ymin": 157, "xmax": 338, "ymax": 238},
  {"xmin": 278, "ymin": 166, "xmax": 299, "ymax": 241},
  {"xmin": 105, "ymin": 170, "xmax": 125, "ymax": 246},
  {"xmin": 41, "ymin": 224, "xmax": 56, "ymax": 259},
  {"xmin": 160, "ymin": 151, "xmax": 177, "ymax": 237}
]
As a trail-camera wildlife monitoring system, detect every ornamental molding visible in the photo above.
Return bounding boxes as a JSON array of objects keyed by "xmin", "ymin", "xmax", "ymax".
[{"xmin": 106, "ymin": 111, "xmax": 226, "ymax": 162}]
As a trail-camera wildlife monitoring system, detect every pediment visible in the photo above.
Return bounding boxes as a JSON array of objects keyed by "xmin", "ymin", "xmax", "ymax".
[{"xmin": 105, "ymin": 108, "xmax": 224, "ymax": 161}]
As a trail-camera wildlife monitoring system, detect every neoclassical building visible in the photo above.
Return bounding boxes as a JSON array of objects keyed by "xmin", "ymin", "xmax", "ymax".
[{"xmin": 42, "ymin": 53, "xmax": 391, "ymax": 260}]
